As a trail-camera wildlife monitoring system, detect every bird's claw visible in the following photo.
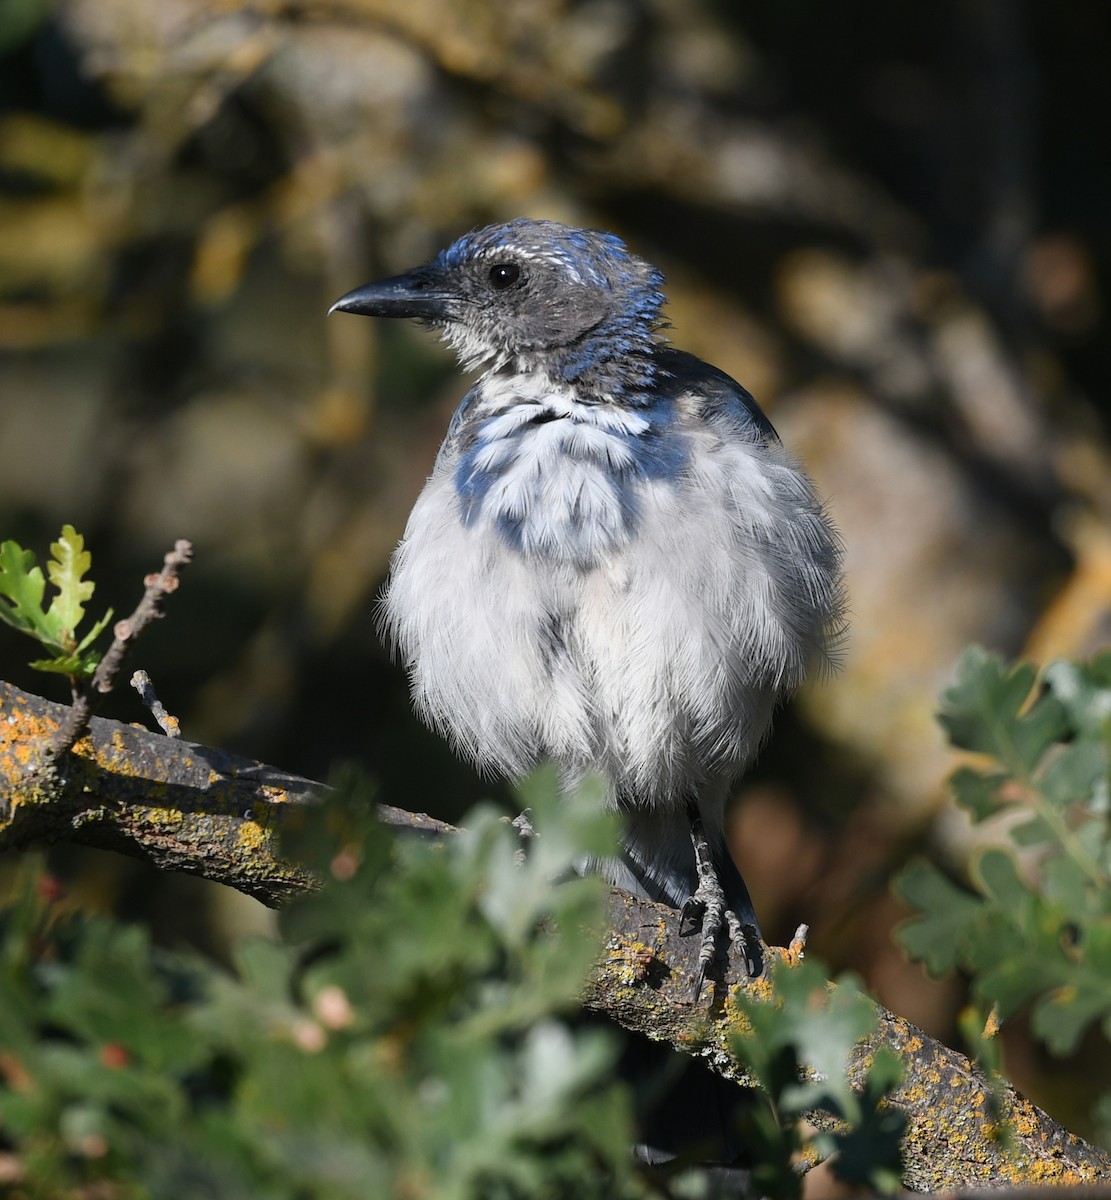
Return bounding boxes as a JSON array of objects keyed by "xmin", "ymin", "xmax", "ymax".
[
  {"xmin": 682, "ymin": 882, "xmax": 748, "ymax": 1001},
  {"xmin": 681, "ymin": 819, "xmax": 754, "ymax": 1000},
  {"xmin": 678, "ymin": 895, "xmax": 705, "ymax": 937}
]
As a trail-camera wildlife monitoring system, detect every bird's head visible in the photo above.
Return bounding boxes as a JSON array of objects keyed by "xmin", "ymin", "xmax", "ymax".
[{"xmin": 330, "ymin": 219, "xmax": 667, "ymax": 397}]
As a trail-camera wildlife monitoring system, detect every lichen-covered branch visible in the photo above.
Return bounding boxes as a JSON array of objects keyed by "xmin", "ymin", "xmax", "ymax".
[
  {"xmin": 0, "ymin": 679, "xmax": 449, "ymax": 904},
  {"xmin": 591, "ymin": 894, "xmax": 1111, "ymax": 1191},
  {"xmin": 2, "ymin": 677, "xmax": 1109, "ymax": 1189}
]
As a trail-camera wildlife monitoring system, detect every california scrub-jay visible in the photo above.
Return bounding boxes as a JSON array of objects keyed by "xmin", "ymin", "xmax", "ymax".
[{"xmin": 331, "ymin": 218, "xmax": 843, "ymax": 990}]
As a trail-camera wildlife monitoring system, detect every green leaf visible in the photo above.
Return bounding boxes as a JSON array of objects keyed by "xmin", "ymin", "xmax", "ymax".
[
  {"xmin": 923, "ymin": 649, "xmax": 1111, "ymax": 1128},
  {"xmin": 781, "ymin": 970, "xmax": 877, "ymax": 1117},
  {"xmin": 1042, "ymin": 854, "xmax": 1109, "ymax": 920},
  {"xmin": 0, "ymin": 781, "xmax": 648, "ymax": 1198},
  {"xmin": 938, "ymin": 647, "xmax": 1067, "ymax": 777},
  {"xmin": 45, "ymin": 524, "xmax": 96, "ymax": 638},
  {"xmin": 973, "ymin": 945, "xmax": 1059, "ymax": 1024},
  {"xmin": 893, "ymin": 859, "xmax": 984, "ymax": 975},
  {"xmin": 730, "ymin": 960, "xmax": 903, "ymax": 1196},
  {"xmin": 76, "ymin": 607, "xmax": 114, "ymax": 654},
  {"xmin": 1039, "ymin": 739, "xmax": 1110, "ymax": 813},
  {"xmin": 0, "ymin": 526, "xmax": 112, "ymax": 678},
  {"xmin": 29, "ymin": 651, "xmax": 97, "ymax": 678},
  {"xmin": 828, "ymin": 1044, "xmax": 905, "ymax": 1194},
  {"xmin": 1009, "ymin": 814, "xmax": 1055, "ymax": 848},
  {"xmin": 0, "ymin": 538, "xmax": 53, "ymax": 642},
  {"xmin": 1074, "ymin": 816, "xmax": 1111, "ymax": 881},
  {"xmin": 973, "ymin": 848, "xmax": 1030, "ymax": 912},
  {"xmin": 1031, "ymin": 991, "xmax": 1097, "ymax": 1056},
  {"xmin": 1043, "ymin": 657, "xmax": 1111, "ymax": 741},
  {"xmin": 0, "ymin": 0, "xmax": 48, "ymax": 56},
  {"xmin": 950, "ymin": 765, "xmax": 1007, "ymax": 823},
  {"xmin": 1031, "ymin": 974, "xmax": 1111, "ymax": 1057}
]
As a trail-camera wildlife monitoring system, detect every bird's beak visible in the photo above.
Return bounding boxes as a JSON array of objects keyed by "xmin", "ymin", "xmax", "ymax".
[{"xmin": 328, "ymin": 269, "xmax": 455, "ymax": 320}]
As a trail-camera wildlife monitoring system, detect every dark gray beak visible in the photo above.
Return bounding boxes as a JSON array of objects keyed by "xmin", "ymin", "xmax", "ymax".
[{"xmin": 329, "ymin": 270, "xmax": 455, "ymax": 320}]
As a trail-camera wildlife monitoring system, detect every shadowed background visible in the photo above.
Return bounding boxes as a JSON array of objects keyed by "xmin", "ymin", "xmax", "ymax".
[{"xmin": 1, "ymin": 0, "xmax": 1109, "ymax": 1150}]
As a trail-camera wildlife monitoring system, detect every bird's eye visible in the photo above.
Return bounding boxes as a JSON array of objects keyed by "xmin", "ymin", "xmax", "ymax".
[{"xmin": 488, "ymin": 262, "xmax": 521, "ymax": 290}]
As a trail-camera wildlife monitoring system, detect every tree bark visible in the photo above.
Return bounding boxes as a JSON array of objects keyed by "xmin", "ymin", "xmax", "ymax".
[
  {"xmin": 0, "ymin": 678, "xmax": 449, "ymax": 904},
  {"xmin": 2, "ymin": 678, "xmax": 1109, "ymax": 1191}
]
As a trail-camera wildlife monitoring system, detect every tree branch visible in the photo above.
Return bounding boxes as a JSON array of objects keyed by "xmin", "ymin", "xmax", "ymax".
[
  {"xmin": 0, "ymin": 679, "xmax": 448, "ymax": 903},
  {"xmin": 2, "ymin": 678, "xmax": 1109, "ymax": 1189},
  {"xmin": 588, "ymin": 901, "xmax": 1111, "ymax": 1190}
]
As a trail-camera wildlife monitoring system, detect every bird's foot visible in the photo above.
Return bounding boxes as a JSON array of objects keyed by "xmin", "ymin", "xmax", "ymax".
[{"xmin": 679, "ymin": 820, "xmax": 754, "ymax": 1000}]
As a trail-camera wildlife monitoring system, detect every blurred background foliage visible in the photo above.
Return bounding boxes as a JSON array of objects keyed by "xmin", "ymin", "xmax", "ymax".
[{"xmin": 1, "ymin": 0, "xmax": 1110, "ymax": 1150}]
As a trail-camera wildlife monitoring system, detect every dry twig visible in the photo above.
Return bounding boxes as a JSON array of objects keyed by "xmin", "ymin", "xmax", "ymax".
[{"xmin": 49, "ymin": 540, "xmax": 193, "ymax": 757}]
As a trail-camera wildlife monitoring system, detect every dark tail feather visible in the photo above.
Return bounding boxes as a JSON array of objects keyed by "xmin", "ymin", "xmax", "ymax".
[{"xmin": 715, "ymin": 843, "xmax": 761, "ymax": 937}]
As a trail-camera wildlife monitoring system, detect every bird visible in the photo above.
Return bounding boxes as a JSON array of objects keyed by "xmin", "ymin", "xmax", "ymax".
[{"xmin": 330, "ymin": 217, "xmax": 844, "ymax": 994}]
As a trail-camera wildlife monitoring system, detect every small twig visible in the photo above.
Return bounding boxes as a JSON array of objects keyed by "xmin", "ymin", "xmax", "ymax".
[
  {"xmin": 91, "ymin": 540, "xmax": 193, "ymax": 696},
  {"xmin": 510, "ymin": 809, "xmax": 535, "ymax": 839},
  {"xmin": 507, "ymin": 808, "xmax": 535, "ymax": 865},
  {"xmin": 130, "ymin": 670, "xmax": 182, "ymax": 738},
  {"xmin": 50, "ymin": 540, "xmax": 193, "ymax": 757}
]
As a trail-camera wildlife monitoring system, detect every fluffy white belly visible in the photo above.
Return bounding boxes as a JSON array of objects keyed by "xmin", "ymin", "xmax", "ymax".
[{"xmin": 381, "ymin": 441, "xmax": 805, "ymax": 809}]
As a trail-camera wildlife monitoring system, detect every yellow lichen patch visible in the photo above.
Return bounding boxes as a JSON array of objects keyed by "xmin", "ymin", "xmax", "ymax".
[
  {"xmin": 895, "ymin": 1062, "xmax": 1111, "ymax": 1191},
  {"xmin": 719, "ymin": 977, "xmax": 774, "ymax": 1040},
  {"xmin": 722, "ymin": 1005, "xmax": 755, "ymax": 1040},
  {"xmin": 1009, "ymin": 1102, "xmax": 1040, "ymax": 1139},
  {"xmin": 796, "ymin": 1137, "xmax": 825, "ymax": 1171},
  {"xmin": 0, "ymin": 702, "xmax": 58, "ymax": 773},
  {"xmin": 606, "ymin": 937, "xmax": 657, "ymax": 986},
  {"xmin": 237, "ymin": 819, "xmax": 268, "ymax": 852},
  {"xmin": 137, "ymin": 804, "xmax": 185, "ymax": 829},
  {"xmin": 740, "ymin": 972, "xmax": 776, "ymax": 1004},
  {"xmin": 1007, "ymin": 1157, "xmax": 1100, "ymax": 1185},
  {"xmin": 94, "ymin": 729, "xmax": 159, "ymax": 777}
]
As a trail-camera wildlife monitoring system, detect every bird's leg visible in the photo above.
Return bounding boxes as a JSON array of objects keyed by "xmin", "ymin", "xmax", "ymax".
[{"xmin": 679, "ymin": 818, "xmax": 749, "ymax": 1001}]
